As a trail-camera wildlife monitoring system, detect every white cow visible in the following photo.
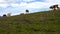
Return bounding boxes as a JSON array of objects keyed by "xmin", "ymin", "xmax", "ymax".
[{"xmin": 7, "ymin": 13, "xmax": 11, "ymax": 17}]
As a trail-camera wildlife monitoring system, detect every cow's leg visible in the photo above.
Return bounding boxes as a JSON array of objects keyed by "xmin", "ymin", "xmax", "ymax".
[
  {"xmin": 53, "ymin": 8, "xmax": 56, "ymax": 10},
  {"xmin": 57, "ymin": 7, "xmax": 59, "ymax": 10}
]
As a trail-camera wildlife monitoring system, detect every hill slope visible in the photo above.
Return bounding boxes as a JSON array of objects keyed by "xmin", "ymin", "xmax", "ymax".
[{"xmin": 0, "ymin": 10, "xmax": 60, "ymax": 34}]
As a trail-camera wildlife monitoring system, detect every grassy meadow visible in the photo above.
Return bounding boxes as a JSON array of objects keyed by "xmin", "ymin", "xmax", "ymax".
[{"xmin": 0, "ymin": 10, "xmax": 60, "ymax": 34}]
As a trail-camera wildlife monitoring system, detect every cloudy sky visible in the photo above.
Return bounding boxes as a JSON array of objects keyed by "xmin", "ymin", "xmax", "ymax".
[{"xmin": 0, "ymin": 0, "xmax": 60, "ymax": 16}]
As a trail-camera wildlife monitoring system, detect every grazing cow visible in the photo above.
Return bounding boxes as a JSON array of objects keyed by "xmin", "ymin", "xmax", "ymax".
[
  {"xmin": 50, "ymin": 4, "xmax": 59, "ymax": 10},
  {"xmin": 25, "ymin": 9, "xmax": 29, "ymax": 14},
  {"xmin": 3, "ymin": 14, "xmax": 6, "ymax": 17},
  {"xmin": 7, "ymin": 13, "xmax": 11, "ymax": 17}
]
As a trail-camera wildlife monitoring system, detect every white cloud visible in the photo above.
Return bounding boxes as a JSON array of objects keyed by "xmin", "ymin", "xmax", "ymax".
[
  {"xmin": 10, "ymin": 3, "xmax": 20, "ymax": 7},
  {"xmin": 0, "ymin": 0, "xmax": 35, "ymax": 3},
  {"xmin": 20, "ymin": 2, "xmax": 50, "ymax": 9},
  {"xmin": 20, "ymin": 2, "xmax": 27, "ymax": 7},
  {"xmin": 45, "ymin": 0, "xmax": 60, "ymax": 3},
  {"xmin": 5, "ymin": 0, "xmax": 20, "ymax": 3},
  {"xmin": 0, "ymin": 0, "xmax": 22, "ymax": 3},
  {"xmin": 0, "ymin": 3, "xmax": 9, "ymax": 8},
  {"xmin": 22, "ymin": 0, "xmax": 35, "ymax": 2},
  {"xmin": 44, "ymin": 0, "xmax": 60, "ymax": 5},
  {"xmin": 0, "ymin": 0, "xmax": 6, "ymax": 2},
  {"xmin": 26, "ymin": 2, "xmax": 49, "ymax": 9}
]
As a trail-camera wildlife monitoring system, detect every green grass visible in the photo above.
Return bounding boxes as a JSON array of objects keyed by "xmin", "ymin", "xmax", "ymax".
[{"xmin": 0, "ymin": 10, "xmax": 60, "ymax": 34}]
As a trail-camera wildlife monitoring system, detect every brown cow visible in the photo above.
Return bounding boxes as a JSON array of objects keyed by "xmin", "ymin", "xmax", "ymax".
[{"xmin": 50, "ymin": 4, "xmax": 59, "ymax": 10}]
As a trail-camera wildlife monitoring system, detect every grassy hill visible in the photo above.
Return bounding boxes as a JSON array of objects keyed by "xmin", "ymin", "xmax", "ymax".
[{"xmin": 0, "ymin": 10, "xmax": 60, "ymax": 34}]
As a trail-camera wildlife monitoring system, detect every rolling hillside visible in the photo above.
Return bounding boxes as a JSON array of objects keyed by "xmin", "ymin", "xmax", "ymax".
[{"xmin": 0, "ymin": 10, "xmax": 60, "ymax": 34}]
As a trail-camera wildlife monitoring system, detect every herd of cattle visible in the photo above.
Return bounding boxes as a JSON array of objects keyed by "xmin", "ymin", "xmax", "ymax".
[
  {"xmin": 1, "ymin": 9, "xmax": 29, "ymax": 17},
  {"xmin": 0, "ymin": 13, "xmax": 11, "ymax": 17},
  {"xmin": 1, "ymin": 4, "xmax": 60, "ymax": 17}
]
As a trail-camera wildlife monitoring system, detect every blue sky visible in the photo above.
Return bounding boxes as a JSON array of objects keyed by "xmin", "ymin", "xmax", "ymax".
[{"xmin": 0, "ymin": 0, "xmax": 60, "ymax": 16}]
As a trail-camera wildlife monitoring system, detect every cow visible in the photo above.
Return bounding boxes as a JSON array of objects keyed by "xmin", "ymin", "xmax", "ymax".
[
  {"xmin": 50, "ymin": 4, "xmax": 59, "ymax": 10},
  {"xmin": 25, "ymin": 9, "xmax": 29, "ymax": 14},
  {"xmin": 7, "ymin": 13, "xmax": 11, "ymax": 17},
  {"xmin": 3, "ymin": 14, "xmax": 6, "ymax": 17}
]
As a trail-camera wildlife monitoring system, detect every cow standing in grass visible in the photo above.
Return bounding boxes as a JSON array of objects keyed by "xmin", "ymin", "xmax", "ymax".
[
  {"xmin": 3, "ymin": 14, "xmax": 6, "ymax": 17},
  {"xmin": 50, "ymin": 4, "xmax": 59, "ymax": 16},
  {"xmin": 7, "ymin": 13, "xmax": 11, "ymax": 17},
  {"xmin": 50, "ymin": 4, "xmax": 59, "ymax": 10},
  {"xmin": 26, "ymin": 9, "xmax": 29, "ymax": 14}
]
